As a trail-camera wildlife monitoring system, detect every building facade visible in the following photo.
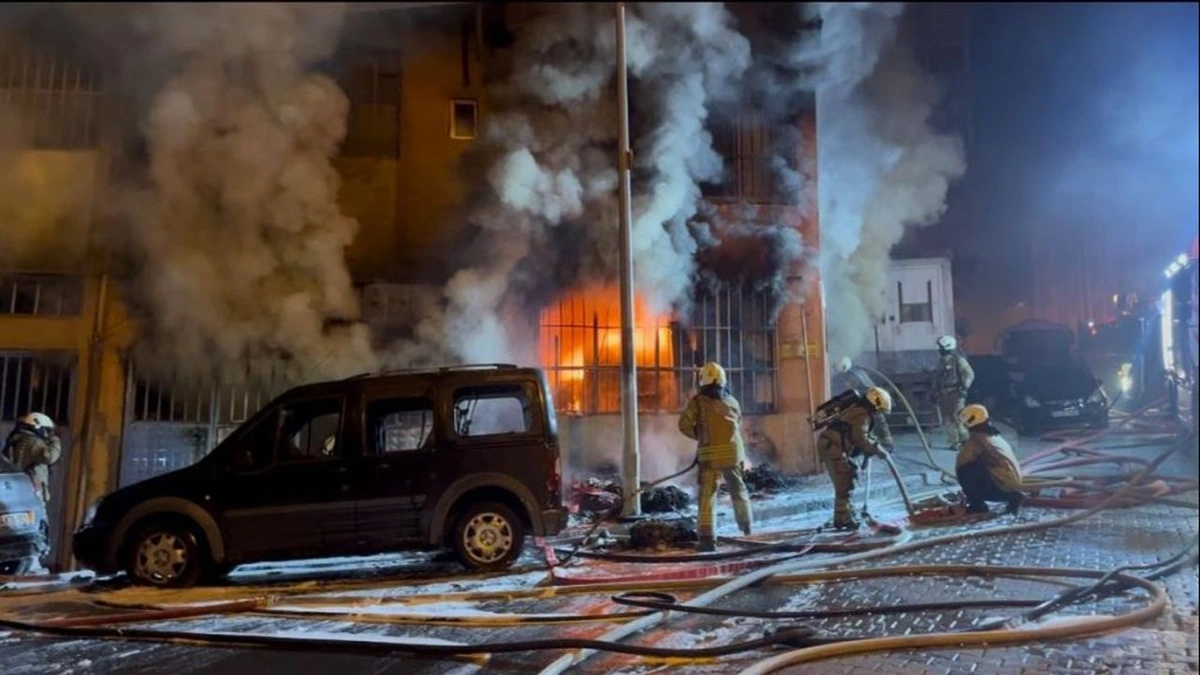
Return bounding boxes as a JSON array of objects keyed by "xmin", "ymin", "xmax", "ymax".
[{"xmin": 0, "ymin": 4, "xmax": 829, "ymax": 570}]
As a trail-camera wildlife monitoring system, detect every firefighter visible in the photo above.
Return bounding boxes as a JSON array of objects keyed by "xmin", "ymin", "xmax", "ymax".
[
  {"xmin": 2, "ymin": 412, "xmax": 63, "ymax": 505},
  {"xmin": 817, "ymin": 387, "xmax": 895, "ymax": 530},
  {"xmin": 932, "ymin": 335, "xmax": 975, "ymax": 449},
  {"xmin": 678, "ymin": 361, "xmax": 753, "ymax": 552},
  {"xmin": 956, "ymin": 404, "xmax": 1024, "ymax": 515},
  {"xmin": 831, "ymin": 356, "xmax": 876, "ymax": 395}
]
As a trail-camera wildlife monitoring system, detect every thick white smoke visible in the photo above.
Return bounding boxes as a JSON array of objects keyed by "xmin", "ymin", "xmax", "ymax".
[
  {"xmin": 113, "ymin": 4, "xmax": 377, "ymax": 387},
  {"xmin": 390, "ymin": 3, "xmax": 760, "ymax": 368},
  {"xmin": 799, "ymin": 3, "xmax": 967, "ymax": 360}
]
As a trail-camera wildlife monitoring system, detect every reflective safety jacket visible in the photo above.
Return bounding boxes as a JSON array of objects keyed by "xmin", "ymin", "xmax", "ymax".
[
  {"xmin": 957, "ymin": 430, "xmax": 1023, "ymax": 492},
  {"xmin": 934, "ymin": 353, "xmax": 976, "ymax": 394},
  {"xmin": 818, "ymin": 404, "xmax": 894, "ymax": 459},
  {"xmin": 679, "ymin": 387, "xmax": 746, "ymax": 470}
]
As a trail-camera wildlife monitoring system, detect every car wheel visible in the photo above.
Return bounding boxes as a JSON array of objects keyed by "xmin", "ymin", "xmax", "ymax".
[
  {"xmin": 125, "ymin": 521, "xmax": 207, "ymax": 588},
  {"xmin": 452, "ymin": 501, "xmax": 526, "ymax": 572}
]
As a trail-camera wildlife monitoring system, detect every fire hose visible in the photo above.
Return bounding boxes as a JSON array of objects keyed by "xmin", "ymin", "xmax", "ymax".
[
  {"xmin": 536, "ymin": 436, "xmax": 1183, "ymax": 675},
  {"xmin": 857, "ymin": 364, "xmax": 957, "ymax": 483},
  {"xmin": 555, "ymin": 459, "xmax": 699, "ymax": 566}
]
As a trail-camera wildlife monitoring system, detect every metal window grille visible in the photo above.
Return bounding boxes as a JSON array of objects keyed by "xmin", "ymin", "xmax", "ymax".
[
  {"xmin": 704, "ymin": 111, "xmax": 796, "ymax": 205},
  {"xmin": 538, "ymin": 285, "xmax": 778, "ymax": 415},
  {"xmin": 335, "ymin": 51, "xmax": 401, "ymax": 159},
  {"xmin": 0, "ymin": 353, "xmax": 74, "ymax": 424},
  {"xmin": 0, "ymin": 43, "xmax": 100, "ymax": 149},
  {"xmin": 0, "ymin": 274, "xmax": 85, "ymax": 316},
  {"xmin": 121, "ymin": 368, "xmax": 278, "ymax": 486}
]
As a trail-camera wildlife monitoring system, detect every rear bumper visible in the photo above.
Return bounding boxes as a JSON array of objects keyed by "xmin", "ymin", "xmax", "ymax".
[
  {"xmin": 538, "ymin": 508, "xmax": 568, "ymax": 536},
  {"xmin": 0, "ymin": 531, "xmax": 44, "ymax": 564}
]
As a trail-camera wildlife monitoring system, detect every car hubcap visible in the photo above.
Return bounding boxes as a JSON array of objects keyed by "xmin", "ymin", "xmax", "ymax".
[
  {"xmin": 135, "ymin": 532, "xmax": 188, "ymax": 583},
  {"xmin": 462, "ymin": 512, "xmax": 513, "ymax": 564}
]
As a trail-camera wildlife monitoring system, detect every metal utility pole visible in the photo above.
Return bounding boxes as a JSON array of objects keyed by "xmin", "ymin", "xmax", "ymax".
[{"xmin": 615, "ymin": 1, "xmax": 642, "ymax": 518}]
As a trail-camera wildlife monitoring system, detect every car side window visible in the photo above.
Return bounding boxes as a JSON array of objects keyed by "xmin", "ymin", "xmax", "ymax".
[
  {"xmin": 277, "ymin": 397, "xmax": 343, "ymax": 463},
  {"xmin": 229, "ymin": 411, "xmax": 278, "ymax": 473},
  {"xmin": 367, "ymin": 397, "xmax": 434, "ymax": 454},
  {"xmin": 452, "ymin": 384, "xmax": 534, "ymax": 439}
]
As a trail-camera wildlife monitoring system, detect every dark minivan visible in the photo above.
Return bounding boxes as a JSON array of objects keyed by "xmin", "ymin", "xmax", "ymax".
[{"xmin": 74, "ymin": 364, "xmax": 567, "ymax": 587}]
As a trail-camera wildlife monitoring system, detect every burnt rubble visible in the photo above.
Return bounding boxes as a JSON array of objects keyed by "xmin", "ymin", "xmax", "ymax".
[
  {"xmin": 570, "ymin": 474, "xmax": 693, "ymax": 516},
  {"xmin": 628, "ymin": 518, "xmax": 698, "ymax": 550},
  {"xmin": 735, "ymin": 463, "xmax": 803, "ymax": 496}
]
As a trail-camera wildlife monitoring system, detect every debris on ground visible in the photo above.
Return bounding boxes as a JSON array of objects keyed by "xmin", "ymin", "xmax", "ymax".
[
  {"xmin": 738, "ymin": 464, "xmax": 803, "ymax": 496},
  {"xmin": 569, "ymin": 477, "xmax": 622, "ymax": 515},
  {"xmin": 628, "ymin": 519, "xmax": 698, "ymax": 550},
  {"xmin": 640, "ymin": 485, "xmax": 691, "ymax": 513}
]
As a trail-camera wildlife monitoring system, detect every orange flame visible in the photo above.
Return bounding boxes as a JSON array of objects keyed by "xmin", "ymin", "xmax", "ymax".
[{"xmin": 539, "ymin": 285, "xmax": 678, "ymax": 413}]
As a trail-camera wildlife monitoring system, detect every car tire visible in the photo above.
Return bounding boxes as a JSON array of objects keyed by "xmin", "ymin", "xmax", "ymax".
[
  {"xmin": 452, "ymin": 501, "xmax": 526, "ymax": 572},
  {"xmin": 125, "ymin": 521, "xmax": 208, "ymax": 588}
]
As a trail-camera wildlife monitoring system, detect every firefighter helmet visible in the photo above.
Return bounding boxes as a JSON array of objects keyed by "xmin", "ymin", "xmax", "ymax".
[
  {"xmin": 699, "ymin": 361, "xmax": 727, "ymax": 387},
  {"xmin": 835, "ymin": 356, "xmax": 853, "ymax": 374},
  {"xmin": 959, "ymin": 404, "xmax": 990, "ymax": 428},
  {"xmin": 19, "ymin": 412, "xmax": 55, "ymax": 431},
  {"xmin": 865, "ymin": 387, "xmax": 893, "ymax": 414},
  {"xmin": 936, "ymin": 335, "xmax": 957, "ymax": 352}
]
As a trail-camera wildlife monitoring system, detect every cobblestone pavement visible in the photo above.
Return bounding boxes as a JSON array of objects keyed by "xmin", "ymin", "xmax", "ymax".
[{"xmin": 0, "ymin": 433, "xmax": 1195, "ymax": 675}]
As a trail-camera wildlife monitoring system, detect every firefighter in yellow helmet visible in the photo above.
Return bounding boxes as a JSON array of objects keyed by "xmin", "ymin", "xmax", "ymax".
[
  {"xmin": 956, "ymin": 404, "xmax": 1025, "ymax": 515},
  {"xmin": 933, "ymin": 335, "xmax": 975, "ymax": 449},
  {"xmin": 678, "ymin": 361, "xmax": 753, "ymax": 552},
  {"xmin": 2, "ymin": 412, "xmax": 63, "ymax": 505},
  {"xmin": 817, "ymin": 387, "xmax": 895, "ymax": 530}
]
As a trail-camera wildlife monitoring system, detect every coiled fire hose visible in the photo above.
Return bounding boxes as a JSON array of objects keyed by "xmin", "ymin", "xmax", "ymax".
[{"xmin": 537, "ymin": 436, "xmax": 1185, "ymax": 675}]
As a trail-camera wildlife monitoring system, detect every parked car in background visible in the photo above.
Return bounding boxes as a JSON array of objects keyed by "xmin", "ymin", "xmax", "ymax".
[
  {"xmin": 73, "ymin": 364, "xmax": 568, "ymax": 588},
  {"xmin": 969, "ymin": 321, "xmax": 1110, "ymax": 436},
  {"xmin": 0, "ymin": 454, "xmax": 49, "ymax": 576}
]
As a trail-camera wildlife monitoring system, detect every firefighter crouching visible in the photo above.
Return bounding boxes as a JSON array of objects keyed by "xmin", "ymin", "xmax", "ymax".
[
  {"xmin": 933, "ymin": 335, "xmax": 975, "ymax": 449},
  {"xmin": 678, "ymin": 361, "xmax": 753, "ymax": 552},
  {"xmin": 817, "ymin": 387, "xmax": 895, "ymax": 530},
  {"xmin": 956, "ymin": 404, "xmax": 1025, "ymax": 515},
  {"xmin": 2, "ymin": 412, "xmax": 63, "ymax": 505}
]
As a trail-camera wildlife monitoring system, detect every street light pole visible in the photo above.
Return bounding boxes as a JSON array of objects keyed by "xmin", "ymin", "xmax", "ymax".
[{"xmin": 615, "ymin": 1, "xmax": 642, "ymax": 518}]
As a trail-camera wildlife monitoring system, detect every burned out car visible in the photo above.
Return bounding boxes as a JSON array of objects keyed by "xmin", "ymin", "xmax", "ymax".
[
  {"xmin": 969, "ymin": 321, "xmax": 1110, "ymax": 436},
  {"xmin": 73, "ymin": 364, "xmax": 567, "ymax": 587},
  {"xmin": 0, "ymin": 454, "xmax": 49, "ymax": 576}
]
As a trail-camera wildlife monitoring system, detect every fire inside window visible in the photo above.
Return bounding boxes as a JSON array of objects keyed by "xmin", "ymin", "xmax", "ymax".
[{"xmin": 537, "ymin": 285, "xmax": 778, "ymax": 415}]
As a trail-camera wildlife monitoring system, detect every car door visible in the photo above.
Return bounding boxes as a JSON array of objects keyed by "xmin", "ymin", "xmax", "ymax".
[
  {"xmin": 354, "ymin": 386, "xmax": 438, "ymax": 549},
  {"xmin": 213, "ymin": 395, "xmax": 358, "ymax": 560}
]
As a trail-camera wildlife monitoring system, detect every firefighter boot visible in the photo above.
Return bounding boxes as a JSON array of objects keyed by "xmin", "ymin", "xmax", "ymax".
[{"xmin": 696, "ymin": 538, "xmax": 717, "ymax": 553}]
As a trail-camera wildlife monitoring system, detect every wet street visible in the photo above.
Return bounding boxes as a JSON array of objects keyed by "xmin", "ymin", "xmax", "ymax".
[{"xmin": 1, "ymin": 431, "xmax": 1197, "ymax": 675}]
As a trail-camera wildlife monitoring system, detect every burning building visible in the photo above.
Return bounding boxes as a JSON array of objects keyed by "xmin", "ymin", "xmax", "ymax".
[{"xmin": 0, "ymin": 2, "xmax": 963, "ymax": 568}]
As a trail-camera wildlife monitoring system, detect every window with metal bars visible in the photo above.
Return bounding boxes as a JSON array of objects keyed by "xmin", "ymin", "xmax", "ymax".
[
  {"xmin": 129, "ymin": 377, "xmax": 273, "ymax": 427},
  {"xmin": 537, "ymin": 285, "xmax": 779, "ymax": 415},
  {"xmin": 0, "ymin": 275, "xmax": 84, "ymax": 316},
  {"xmin": 0, "ymin": 43, "xmax": 100, "ymax": 149},
  {"xmin": 0, "ymin": 354, "xmax": 73, "ymax": 425},
  {"xmin": 331, "ymin": 51, "xmax": 401, "ymax": 159},
  {"xmin": 703, "ymin": 111, "xmax": 797, "ymax": 205}
]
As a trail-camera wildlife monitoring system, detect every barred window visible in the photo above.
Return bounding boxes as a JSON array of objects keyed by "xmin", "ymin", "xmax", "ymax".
[
  {"xmin": 537, "ymin": 284, "xmax": 778, "ymax": 415},
  {"xmin": 704, "ymin": 111, "xmax": 797, "ymax": 205},
  {"xmin": 0, "ymin": 44, "xmax": 100, "ymax": 149},
  {"xmin": 680, "ymin": 286, "xmax": 779, "ymax": 413},
  {"xmin": 333, "ymin": 51, "xmax": 401, "ymax": 159},
  {"xmin": 122, "ymin": 370, "xmax": 277, "ymax": 486},
  {"xmin": 0, "ymin": 275, "xmax": 84, "ymax": 317},
  {"xmin": 0, "ymin": 353, "xmax": 73, "ymax": 424}
]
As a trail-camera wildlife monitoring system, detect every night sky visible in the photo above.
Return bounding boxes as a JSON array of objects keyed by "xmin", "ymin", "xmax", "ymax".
[{"xmin": 908, "ymin": 2, "xmax": 1198, "ymax": 350}]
